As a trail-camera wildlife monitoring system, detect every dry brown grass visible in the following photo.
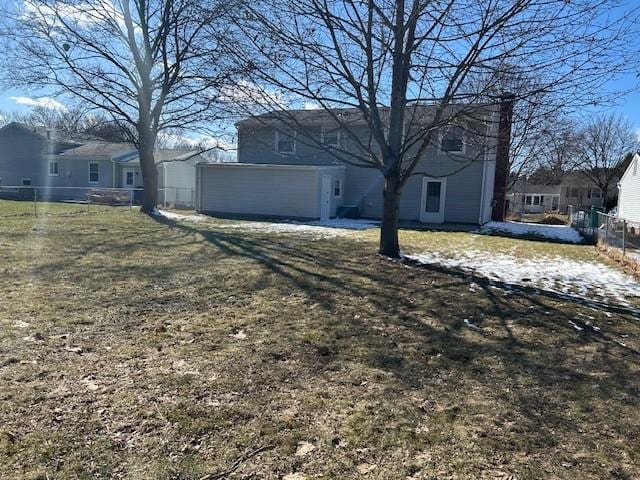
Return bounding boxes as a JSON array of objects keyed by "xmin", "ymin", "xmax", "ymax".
[{"xmin": 1, "ymin": 202, "xmax": 639, "ymax": 479}]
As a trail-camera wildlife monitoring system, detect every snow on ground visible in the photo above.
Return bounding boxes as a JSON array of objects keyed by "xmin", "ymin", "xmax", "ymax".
[
  {"xmin": 217, "ymin": 218, "xmax": 379, "ymax": 238},
  {"xmin": 478, "ymin": 221, "xmax": 583, "ymax": 244},
  {"xmin": 155, "ymin": 209, "xmax": 208, "ymax": 222},
  {"xmin": 406, "ymin": 250, "xmax": 640, "ymax": 306}
]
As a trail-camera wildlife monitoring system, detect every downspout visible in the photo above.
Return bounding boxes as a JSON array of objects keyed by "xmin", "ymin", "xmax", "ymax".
[
  {"xmin": 478, "ymin": 147, "xmax": 488, "ymax": 225},
  {"xmin": 478, "ymin": 108, "xmax": 499, "ymax": 224},
  {"xmin": 196, "ymin": 164, "xmax": 202, "ymax": 212}
]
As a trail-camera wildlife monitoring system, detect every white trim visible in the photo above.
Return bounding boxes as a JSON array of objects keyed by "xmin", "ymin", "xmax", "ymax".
[
  {"xmin": 332, "ymin": 177, "xmax": 343, "ymax": 199},
  {"xmin": 275, "ymin": 128, "xmax": 296, "ymax": 154},
  {"xmin": 48, "ymin": 160, "xmax": 59, "ymax": 176},
  {"xmin": 198, "ymin": 163, "xmax": 343, "ymax": 172},
  {"xmin": 478, "ymin": 150, "xmax": 488, "ymax": 224},
  {"xmin": 88, "ymin": 162, "xmax": 100, "ymax": 184},
  {"xmin": 420, "ymin": 176, "xmax": 446, "ymax": 223},
  {"xmin": 321, "ymin": 126, "xmax": 341, "ymax": 148},
  {"xmin": 320, "ymin": 174, "xmax": 332, "ymax": 220},
  {"xmin": 439, "ymin": 123, "xmax": 466, "ymax": 154},
  {"xmin": 122, "ymin": 167, "xmax": 136, "ymax": 187}
]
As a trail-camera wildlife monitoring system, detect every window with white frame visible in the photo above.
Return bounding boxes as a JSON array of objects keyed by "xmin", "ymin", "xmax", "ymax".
[
  {"xmin": 89, "ymin": 162, "xmax": 100, "ymax": 183},
  {"xmin": 275, "ymin": 128, "xmax": 295, "ymax": 154},
  {"xmin": 48, "ymin": 160, "xmax": 59, "ymax": 176},
  {"xmin": 525, "ymin": 194, "xmax": 545, "ymax": 206},
  {"xmin": 441, "ymin": 125, "xmax": 464, "ymax": 152},
  {"xmin": 322, "ymin": 127, "xmax": 340, "ymax": 148},
  {"xmin": 333, "ymin": 178, "xmax": 342, "ymax": 198}
]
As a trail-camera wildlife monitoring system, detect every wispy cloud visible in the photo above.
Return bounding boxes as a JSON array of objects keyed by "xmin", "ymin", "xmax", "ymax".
[{"xmin": 9, "ymin": 96, "xmax": 66, "ymax": 110}]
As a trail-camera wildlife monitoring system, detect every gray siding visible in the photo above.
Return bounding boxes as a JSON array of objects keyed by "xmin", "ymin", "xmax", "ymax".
[
  {"xmin": 199, "ymin": 165, "xmax": 322, "ymax": 219},
  {"xmin": 39, "ymin": 157, "xmax": 116, "ymax": 201},
  {"xmin": 0, "ymin": 124, "xmax": 47, "ymax": 187},
  {"xmin": 237, "ymin": 123, "xmax": 489, "ymax": 223}
]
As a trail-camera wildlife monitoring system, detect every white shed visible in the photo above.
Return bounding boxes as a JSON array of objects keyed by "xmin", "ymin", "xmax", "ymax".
[
  {"xmin": 617, "ymin": 153, "xmax": 640, "ymax": 223},
  {"xmin": 196, "ymin": 163, "xmax": 346, "ymax": 220}
]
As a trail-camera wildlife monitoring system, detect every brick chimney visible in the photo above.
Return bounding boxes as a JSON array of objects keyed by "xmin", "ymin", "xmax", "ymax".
[{"xmin": 491, "ymin": 94, "xmax": 515, "ymax": 222}]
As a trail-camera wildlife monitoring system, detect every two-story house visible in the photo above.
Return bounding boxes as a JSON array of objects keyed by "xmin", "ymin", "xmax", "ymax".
[{"xmin": 196, "ymin": 101, "xmax": 511, "ymax": 225}]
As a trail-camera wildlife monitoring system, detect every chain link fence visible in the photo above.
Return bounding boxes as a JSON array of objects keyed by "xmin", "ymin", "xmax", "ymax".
[
  {"xmin": 0, "ymin": 186, "xmax": 195, "ymax": 217},
  {"xmin": 569, "ymin": 205, "xmax": 640, "ymax": 268}
]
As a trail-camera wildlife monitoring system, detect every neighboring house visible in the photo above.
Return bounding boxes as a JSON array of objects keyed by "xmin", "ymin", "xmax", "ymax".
[
  {"xmin": 0, "ymin": 122, "xmax": 78, "ymax": 191},
  {"xmin": 506, "ymin": 181, "xmax": 561, "ymax": 214},
  {"xmin": 196, "ymin": 101, "xmax": 512, "ymax": 224},
  {"xmin": 507, "ymin": 172, "xmax": 610, "ymax": 215},
  {"xmin": 617, "ymin": 153, "xmax": 640, "ymax": 224},
  {"xmin": 0, "ymin": 122, "xmax": 202, "ymax": 206}
]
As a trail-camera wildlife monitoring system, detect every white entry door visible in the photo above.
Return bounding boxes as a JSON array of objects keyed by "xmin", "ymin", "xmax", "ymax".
[
  {"xmin": 122, "ymin": 167, "xmax": 136, "ymax": 188},
  {"xmin": 320, "ymin": 175, "xmax": 332, "ymax": 221},
  {"xmin": 420, "ymin": 177, "xmax": 446, "ymax": 223}
]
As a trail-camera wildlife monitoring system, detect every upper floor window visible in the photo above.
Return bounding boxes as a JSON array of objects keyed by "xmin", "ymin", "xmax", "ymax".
[
  {"xmin": 275, "ymin": 128, "xmax": 295, "ymax": 154},
  {"xmin": 322, "ymin": 127, "xmax": 340, "ymax": 148},
  {"xmin": 48, "ymin": 160, "xmax": 59, "ymax": 176},
  {"xmin": 441, "ymin": 125, "xmax": 464, "ymax": 152},
  {"xmin": 89, "ymin": 162, "xmax": 100, "ymax": 183},
  {"xmin": 588, "ymin": 188, "xmax": 601, "ymax": 199}
]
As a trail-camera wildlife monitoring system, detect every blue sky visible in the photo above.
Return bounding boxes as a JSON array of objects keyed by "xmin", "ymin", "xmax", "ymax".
[
  {"xmin": 2, "ymin": 71, "xmax": 639, "ymax": 132},
  {"xmin": 1, "ymin": 43, "xmax": 639, "ymax": 135}
]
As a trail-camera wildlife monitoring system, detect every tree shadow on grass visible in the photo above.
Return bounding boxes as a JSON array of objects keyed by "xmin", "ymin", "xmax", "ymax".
[{"xmin": 5, "ymin": 213, "xmax": 640, "ymax": 477}]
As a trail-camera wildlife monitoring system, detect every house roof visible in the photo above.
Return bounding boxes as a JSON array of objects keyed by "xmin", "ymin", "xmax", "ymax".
[
  {"xmin": 118, "ymin": 149, "xmax": 202, "ymax": 165},
  {"xmin": 1, "ymin": 122, "xmax": 81, "ymax": 150},
  {"xmin": 236, "ymin": 103, "xmax": 500, "ymax": 128},
  {"xmin": 155, "ymin": 149, "xmax": 201, "ymax": 162},
  {"xmin": 59, "ymin": 141, "xmax": 136, "ymax": 158},
  {"xmin": 619, "ymin": 153, "xmax": 640, "ymax": 184},
  {"xmin": 9, "ymin": 122, "xmax": 52, "ymax": 138},
  {"xmin": 509, "ymin": 180, "xmax": 561, "ymax": 194}
]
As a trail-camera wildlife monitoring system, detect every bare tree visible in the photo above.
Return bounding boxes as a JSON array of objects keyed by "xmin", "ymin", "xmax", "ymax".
[
  {"xmin": 575, "ymin": 113, "xmax": 639, "ymax": 207},
  {"xmin": 0, "ymin": 0, "xmax": 236, "ymax": 213},
  {"xmin": 228, "ymin": 0, "xmax": 637, "ymax": 257}
]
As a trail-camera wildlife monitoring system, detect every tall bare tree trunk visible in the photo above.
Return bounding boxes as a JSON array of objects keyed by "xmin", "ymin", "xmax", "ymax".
[
  {"xmin": 379, "ymin": 175, "xmax": 402, "ymax": 258},
  {"xmin": 139, "ymin": 128, "xmax": 158, "ymax": 214}
]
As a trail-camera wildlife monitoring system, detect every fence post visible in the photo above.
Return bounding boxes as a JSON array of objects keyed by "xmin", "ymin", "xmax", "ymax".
[
  {"xmin": 129, "ymin": 191, "xmax": 133, "ymax": 212},
  {"xmin": 87, "ymin": 190, "xmax": 91, "ymax": 214},
  {"xmin": 33, "ymin": 188, "xmax": 37, "ymax": 217},
  {"xmin": 622, "ymin": 220, "xmax": 627, "ymax": 257},
  {"xmin": 604, "ymin": 212, "xmax": 608, "ymax": 248}
]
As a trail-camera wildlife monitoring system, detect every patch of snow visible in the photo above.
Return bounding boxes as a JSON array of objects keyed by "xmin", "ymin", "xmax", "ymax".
[
  {"xmin": 405, "ymin": 250, "xmax": 640, "ymax": 306},
  {"xmin": 229, "ymin": 330, "xmax": 247, "ymax": 340},
  {"xmin": 464, "ymin": 318, "xmax": 481, "ymax": 330},
  {"xmin": 478, "ymin": 221, "xmax": 583, "ymax": 244},
  {"xmin": 569, "ymin": 321, "xmax": 584, "ymax": 331},
  {"xmin": 218, "ymin": 218, "xmax": 378, "ymax": 238},
  {"xmin": 156, "ymin": 209, "xmax": 207, "ymax": 223}
]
